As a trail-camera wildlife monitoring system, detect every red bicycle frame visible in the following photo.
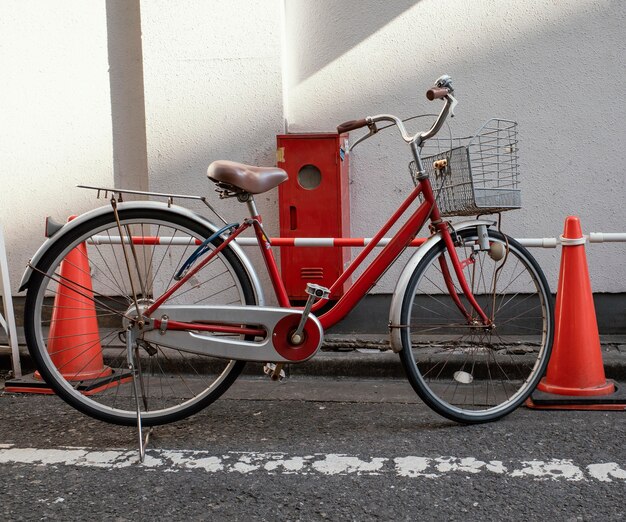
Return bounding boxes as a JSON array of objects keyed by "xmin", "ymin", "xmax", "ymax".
[
  {"xmin": 142, "ymin": 82, "xmax": 492, "ymax": 336},
  {"xmin": 144, "ymin": 172, "xmax": 490, "ymax": 335}
]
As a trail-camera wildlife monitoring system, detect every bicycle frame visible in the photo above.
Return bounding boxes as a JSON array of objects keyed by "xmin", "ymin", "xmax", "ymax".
[{"xmin": 144, "ymin": 172, "xmax": 490, "ymax": 336}]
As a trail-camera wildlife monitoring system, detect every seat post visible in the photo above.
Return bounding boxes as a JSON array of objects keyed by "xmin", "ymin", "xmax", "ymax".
[{"xmin": 246, "ymin": 195, "xmax": 259, "ymax": 218}]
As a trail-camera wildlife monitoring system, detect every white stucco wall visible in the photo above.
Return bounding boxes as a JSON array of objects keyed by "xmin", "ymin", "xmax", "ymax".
[
  {"xmin": 1, "ymin": 0, "xmax": 624, "ymax": 302},
  {"xmin": 140, "ymin": 0, "xmax": 285, "ymax": 297},
  {"xmin": 283, "ymin": 0, "xmax": 626, "ymax": 293},
  {"xmin": 0, "ymin": 2, "xmax": 114, "ymax": 293}
]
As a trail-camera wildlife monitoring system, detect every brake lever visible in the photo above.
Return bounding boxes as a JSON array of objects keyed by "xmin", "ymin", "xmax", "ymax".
[
  {"xmin": 448, "ymin": 93, "xmax": 458, "ymax": 118},
  {"xmin": 346, "ymin": 122, "xmax": 378, "ymax": 152}
]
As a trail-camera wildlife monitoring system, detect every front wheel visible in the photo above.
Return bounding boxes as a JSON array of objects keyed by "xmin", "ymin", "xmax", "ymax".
[
  {"xmin": 399, "ymin": 227, "xmax": 553, "ymax": 424},
  {"xmin": 24, "ymin": 207, "xmax": 256, "ymax": 426}
]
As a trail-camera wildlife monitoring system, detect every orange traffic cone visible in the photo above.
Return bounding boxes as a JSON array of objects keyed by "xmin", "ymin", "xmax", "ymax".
[
  {"xmin": 41, "ymin": 238, "xmax": 112, "ymax": 381},
  {"xmin": 5, "ymin": 217, "xmax": 114, "ymax": 394},
  {"xmin": 528, "ymin": 216, "xmax": 626, "ymax": 410}
]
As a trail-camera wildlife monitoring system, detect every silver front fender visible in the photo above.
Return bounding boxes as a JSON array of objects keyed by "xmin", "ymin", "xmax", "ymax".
[
  {"xmin": 388, "ymin": 219, "xmax": 495, "ymax": 352},
  {"xmin": 19, "ymin": 201, "xmax": 265, "ymax": 306}
]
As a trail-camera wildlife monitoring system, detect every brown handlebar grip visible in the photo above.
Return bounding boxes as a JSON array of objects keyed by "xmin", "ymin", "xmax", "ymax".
[
  {"xmin": 337, "ymin": 118, "xmax": 368, "ymax": 134},
  {"xmin": 426, "ymin": 87, "xmax": 449, "ymax": 101}
]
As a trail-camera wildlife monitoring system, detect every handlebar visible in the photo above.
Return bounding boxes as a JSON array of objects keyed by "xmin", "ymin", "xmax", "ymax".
[
  {"xmin": 336, "ymin": 118, "xmax": 370, "ymax": 134},
  {"xmin": 426, "ymin": 87, "xmax": 449, "ymax": 101},
  {"xmin": 336, "ymin": 75, "xmax": 457, "ymax": 150}
]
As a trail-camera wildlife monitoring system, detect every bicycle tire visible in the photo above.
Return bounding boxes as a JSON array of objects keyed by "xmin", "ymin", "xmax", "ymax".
[
  {"xmin": 399, "ymin": 227, "xmax": 553, "ymax": 424},
  {"xmin": 24, "ymin": 206, "xmax": 256, "ymax": 426}
]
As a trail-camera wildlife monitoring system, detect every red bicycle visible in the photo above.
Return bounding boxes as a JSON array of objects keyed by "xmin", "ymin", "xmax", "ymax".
[{"xmin": 21, "ymin": 75, "xmax": 553, "ymax": 426}]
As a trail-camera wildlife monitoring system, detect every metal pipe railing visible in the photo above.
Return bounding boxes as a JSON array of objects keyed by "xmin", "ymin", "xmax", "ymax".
[{"xmin": 90, "ymin": 233, "xmax": 626, "ymax": 249}]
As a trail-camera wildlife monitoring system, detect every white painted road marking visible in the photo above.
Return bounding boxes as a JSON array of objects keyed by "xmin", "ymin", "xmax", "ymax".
[{"xmin": 0, "ymin": 444, "xmax": 625, "ymax": 482}]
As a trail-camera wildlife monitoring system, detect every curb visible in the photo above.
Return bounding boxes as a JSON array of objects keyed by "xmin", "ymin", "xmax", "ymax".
[{"xmin": 4, "ymin": 335, "xmax": 626, "ymax": 381}]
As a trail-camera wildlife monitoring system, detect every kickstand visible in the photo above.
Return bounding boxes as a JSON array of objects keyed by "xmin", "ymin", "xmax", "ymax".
[
  {"xmin": 127, "ymin": 328, "xmax": 153, "ymax": 463},
  {"xmin": 130, "ymin": 359, "xmax": 154, "ymax": 463}
]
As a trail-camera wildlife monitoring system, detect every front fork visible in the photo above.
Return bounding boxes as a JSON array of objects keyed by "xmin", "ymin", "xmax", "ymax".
[{"xmin": 436, "ymin": 222, "xmax": 493, "ymax": 327}]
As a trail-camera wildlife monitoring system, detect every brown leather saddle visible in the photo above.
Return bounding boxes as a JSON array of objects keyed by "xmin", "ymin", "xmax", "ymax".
[{"xmin": 207, "ymin": 160, "xmax": 288, "ymax": 195}]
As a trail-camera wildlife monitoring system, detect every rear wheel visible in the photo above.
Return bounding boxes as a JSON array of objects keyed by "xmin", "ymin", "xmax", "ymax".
[
  {"xmin": 399, "ymin": 227, "xmax": 553, "ymax": 423},
  {"xmin": 24, "ymin": 207, "xmax": 256, "ymax": 426}
]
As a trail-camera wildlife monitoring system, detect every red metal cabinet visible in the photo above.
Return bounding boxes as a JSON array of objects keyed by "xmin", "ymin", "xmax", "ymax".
[{"xmin": 277, "ymin": 133, "xmax": 350, "ymax": 301}]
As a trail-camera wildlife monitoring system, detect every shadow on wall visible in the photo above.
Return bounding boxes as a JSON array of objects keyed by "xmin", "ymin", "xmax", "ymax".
[{"xmin": 284, "ymin": 0, "xmax": 421, "ymax": 86}]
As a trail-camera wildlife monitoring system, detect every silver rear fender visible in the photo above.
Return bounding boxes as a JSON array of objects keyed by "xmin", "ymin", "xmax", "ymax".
[
  {"xmin": 388, "ymin": 219, "xmax": 495, "ymax": 352},
  {"xmin": 19, "ymin": 201, "xmax": 265, "ymax": 306}
]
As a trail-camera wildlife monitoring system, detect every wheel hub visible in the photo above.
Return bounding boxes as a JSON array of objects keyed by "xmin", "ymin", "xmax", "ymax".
[{"xmin": 122, "ymin": 298, "xmax": 154, "ymax": 330}]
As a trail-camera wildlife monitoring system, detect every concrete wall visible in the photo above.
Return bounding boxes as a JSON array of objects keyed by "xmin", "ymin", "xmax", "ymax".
[
  {"xmin": 1, "ymin": 0, "xmax": 625, "ymax": 310},
  {"xmin": 140, "ymin": 0, "xmax": 285, "ymax": 296},
  {"xmin": 0, "ymin": 1, "xmax": 114, "ymax": 291}
]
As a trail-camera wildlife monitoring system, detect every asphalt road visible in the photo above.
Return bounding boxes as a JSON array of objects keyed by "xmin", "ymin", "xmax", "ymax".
[{"xmin": 1, "ymin": 376, "xmax": 625, "ymax": 521}]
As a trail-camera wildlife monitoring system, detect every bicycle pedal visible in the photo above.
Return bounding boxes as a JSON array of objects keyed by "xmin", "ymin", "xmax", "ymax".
[
  {"xmin": 305, "ymin": 283, "xmax": 330, "ymax": 299},
  {"xmin": 263, "ymin": 363, "xmax": 286, "ymax": 381}
]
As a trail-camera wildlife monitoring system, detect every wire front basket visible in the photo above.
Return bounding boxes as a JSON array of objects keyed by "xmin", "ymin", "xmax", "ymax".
[{"xmin": 410, "ymin": 119, "xmax": 520, "ymax": 217}]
